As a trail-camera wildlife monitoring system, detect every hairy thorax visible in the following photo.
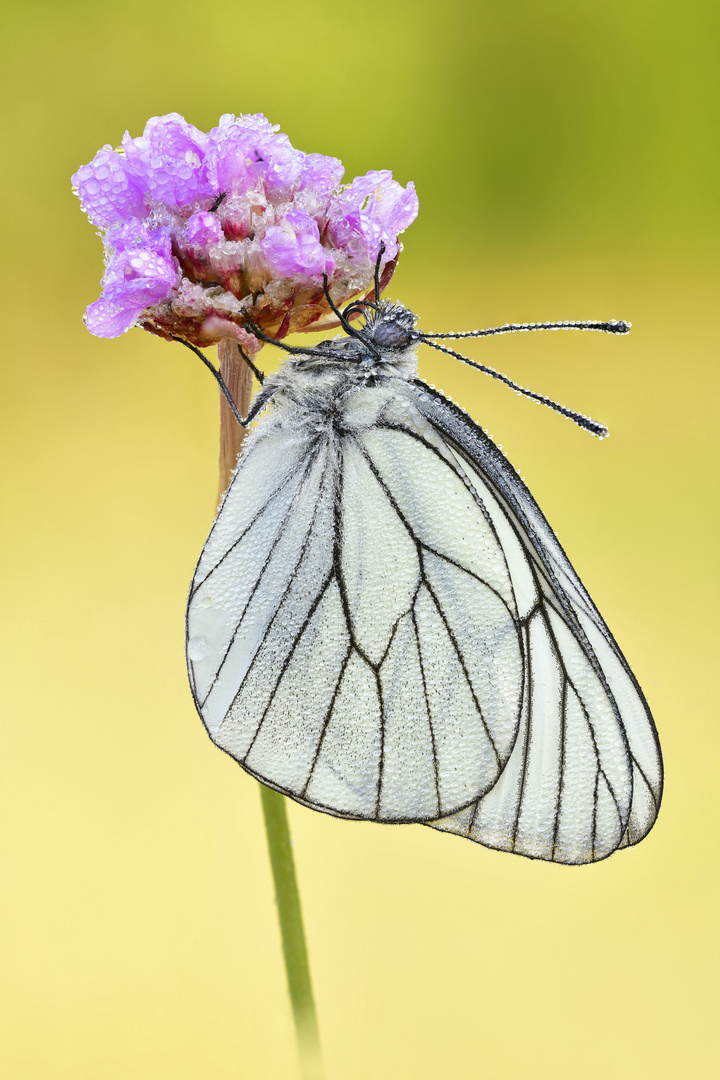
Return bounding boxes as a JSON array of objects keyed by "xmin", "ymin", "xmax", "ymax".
[{"xmin": 258, "ymin": 337, "xmax": 421, "ymax": 438}]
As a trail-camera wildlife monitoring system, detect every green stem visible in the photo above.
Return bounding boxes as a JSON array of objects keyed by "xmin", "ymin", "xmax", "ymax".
[{"xmin": 259, "ymin": 784, "xmax": 325, "ymax": 1080}]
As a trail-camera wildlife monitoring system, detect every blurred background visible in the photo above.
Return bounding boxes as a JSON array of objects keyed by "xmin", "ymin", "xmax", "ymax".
[{"xmin": 1, "ymin": 1, "xmax": 718, "ymax": 1077}]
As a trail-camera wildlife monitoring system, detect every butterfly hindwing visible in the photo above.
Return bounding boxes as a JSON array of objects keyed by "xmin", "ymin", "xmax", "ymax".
[{"xmin": 400, "ymin": 378, "xmax": 663, "ymax": 862}]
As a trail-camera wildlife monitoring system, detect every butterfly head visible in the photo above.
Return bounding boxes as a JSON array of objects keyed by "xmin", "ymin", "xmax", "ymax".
[
  {"xmin": 328, "ymin": 300, "xmax": 419, "ymax": 380},
  {"xmin": 364, "ymin": 301, "xmax": 418, "ymax": 351}
]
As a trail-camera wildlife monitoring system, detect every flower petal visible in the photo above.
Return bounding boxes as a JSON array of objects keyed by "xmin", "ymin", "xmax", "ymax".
[
  {"xmin": 85, "ymin": 223, "xmax": 180, "ymax": 338},
  {"xmin": 122, "ymin": 113, "xmax": 212, "ymax": 208},
  {"xmin": 187, "ymin": 211, "xmax": 223, "ymax": 247},
  {"xmin": 72, "ymin": 147, "xmax": 148, "ymax": 228}
]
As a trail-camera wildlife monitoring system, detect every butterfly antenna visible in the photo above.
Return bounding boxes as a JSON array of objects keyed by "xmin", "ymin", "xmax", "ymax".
[
  {"xmin": 171, "ymin": 336, "xmax": 247, "ymax": 429},
  {"xmin": 322, "ymin": 275, "xmax": 359, "ymax": 335},
  {"xmin": 322, "ymin": 275, "xmax": 383, "ymax": 359},
  {"xmin": 421, "ymin": 338, "xmax": 609, "ymax": 437},
  {"xmin": 338, "ymin": 246, "xmax": 386, "ymax": 328},
  {"xmin": 422, "ymin": 318, "xmax": 631, "ymax": 340}
]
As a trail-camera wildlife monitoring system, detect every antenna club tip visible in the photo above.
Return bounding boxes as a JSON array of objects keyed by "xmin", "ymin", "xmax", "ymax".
[{"xmin": 606, "ymin": 319, "xmax": 631, "ymax": 334}]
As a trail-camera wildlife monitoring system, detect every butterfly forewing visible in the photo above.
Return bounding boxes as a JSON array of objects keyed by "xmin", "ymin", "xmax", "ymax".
[{"xmin": 188, "ymin": 383, "xmax": 526, "ymax": 823}]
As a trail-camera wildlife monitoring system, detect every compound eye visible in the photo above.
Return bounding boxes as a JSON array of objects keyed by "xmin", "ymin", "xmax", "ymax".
[{"xmin": 373, "ymin": 320, "xmax": 412, "ymax": 350}]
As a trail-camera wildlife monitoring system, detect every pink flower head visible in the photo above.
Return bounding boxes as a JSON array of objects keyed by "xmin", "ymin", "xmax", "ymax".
[{"xmin": 73, "ymin": 112, "xmax": 418, "ymax": 345}]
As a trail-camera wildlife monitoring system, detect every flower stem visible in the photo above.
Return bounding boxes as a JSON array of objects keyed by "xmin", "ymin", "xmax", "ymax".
[
  {"xmin": 217, "ymin": 337, "xmax": 254, "ymax": 495},
  {"xmin": 260, "ymin": 785, "xmax": 325, "ymax": 1080},
  {"xmin": 216, "ymin": 340, "xmax": 325, "ymax": 1080}
]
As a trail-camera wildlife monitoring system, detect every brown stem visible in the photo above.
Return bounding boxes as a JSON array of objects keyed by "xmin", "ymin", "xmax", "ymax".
[{"xmin": 217, "ymin": 337, "xmax": 256, "ymax": 498}]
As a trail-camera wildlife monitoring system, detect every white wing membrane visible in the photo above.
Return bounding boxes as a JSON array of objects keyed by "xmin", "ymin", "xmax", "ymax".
[
  {"xmin": 305, "ymin": 650, "xmax": 383, "ymax": 818},
  {"xmin": 188, "ymin": 370, "xmax": 662, "ymax": 862},
  {"xmin": 189, "ymin": 439, "xmax": 331, "ymax": 732},
  {"xmin": 339, "ymin": 439, "xmax": 419, "ymax": 667}
]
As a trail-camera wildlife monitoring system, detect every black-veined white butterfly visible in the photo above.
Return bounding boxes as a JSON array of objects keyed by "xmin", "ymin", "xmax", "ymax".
[{"xmin": 182, "ymin": 271, "xmax": 663, "ymax": 865}]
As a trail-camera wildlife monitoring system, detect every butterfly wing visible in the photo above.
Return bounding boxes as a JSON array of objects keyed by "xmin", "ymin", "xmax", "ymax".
[
  {"xmin": 399, "ymin": 378, "xmax": 663, "ymax": 863},
  {"xmin": 187, "ymin": 385, "xmax": 529, "ymax": 824}
]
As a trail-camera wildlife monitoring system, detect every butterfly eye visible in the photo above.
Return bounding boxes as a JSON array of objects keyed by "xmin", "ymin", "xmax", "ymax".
[{"xmin": 372, "ymin": 320, "xmax": 413, "ymax": 350}]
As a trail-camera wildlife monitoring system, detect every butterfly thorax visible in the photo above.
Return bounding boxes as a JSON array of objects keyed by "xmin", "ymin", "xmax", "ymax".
[{"xmin": 257, "ymin": 302, "xmax": 421, "ymax": 433}]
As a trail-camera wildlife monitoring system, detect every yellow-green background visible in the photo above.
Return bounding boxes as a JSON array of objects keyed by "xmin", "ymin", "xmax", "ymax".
[{"xmin": 1, "ymin": 2, "xmax": 718, "ymax": 1077}]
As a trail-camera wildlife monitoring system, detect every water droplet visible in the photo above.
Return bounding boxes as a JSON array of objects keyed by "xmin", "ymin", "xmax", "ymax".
[{"xmin": 187, "ymin": 635, "xmax": 209, "ymax": 661}]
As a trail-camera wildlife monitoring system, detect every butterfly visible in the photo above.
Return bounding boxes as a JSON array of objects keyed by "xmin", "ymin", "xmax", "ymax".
[{"xmin": 182, "ymin": 269, "xmax": 663, "ymax": 865}]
